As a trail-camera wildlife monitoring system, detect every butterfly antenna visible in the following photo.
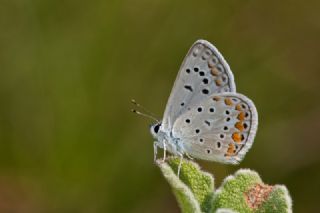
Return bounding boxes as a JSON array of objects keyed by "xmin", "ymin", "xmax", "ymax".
[
  {"xmin": 131, "ymin": 109, "xmax": 159, "ymax": 123},
  {"xmin": 131, "ymin": 99, "xmax": 160, "ymax": 120}
]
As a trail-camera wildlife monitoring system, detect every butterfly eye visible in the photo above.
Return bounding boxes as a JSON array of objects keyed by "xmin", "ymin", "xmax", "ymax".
[{"xmin": 154, "ymin": 124, "xmax": 161, "ymax": 133}]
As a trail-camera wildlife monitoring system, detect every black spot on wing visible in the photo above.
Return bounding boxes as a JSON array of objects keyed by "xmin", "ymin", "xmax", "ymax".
[
  {"xmin": 204, "ymin": 120, "xmax": 211, "ymax": 126},
  {"xmin": 184, "ymin": 85, "xmax": 193, "ymax": 92}
]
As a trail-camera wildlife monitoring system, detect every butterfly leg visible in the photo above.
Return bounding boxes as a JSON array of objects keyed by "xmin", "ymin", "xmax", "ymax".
[
  {"xmin": 153, "ymin": 141, "xmax": 158, "ymax": 162},
  {"xmin": 185, "ymin": 152, "xmax": 194, "ymax": 160},
  {"xmin": 177, "ymin": 153, "xmax": 183, "ymax": 177},
  {"xmin": 162, "ymin": 141, "xmax": 167, "ymax": 162},
  {"xmin": 153, "ymin": 141, "xmax": 167, "ymax": 163}
]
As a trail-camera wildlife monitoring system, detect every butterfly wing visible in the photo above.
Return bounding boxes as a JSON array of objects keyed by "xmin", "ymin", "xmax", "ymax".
[
  {"xmin": 161, "ymin": 40, "xmax": 236, "ymax": 131},
  {"xmin": 172, "ymin": 93, "xmax": 258, "ymax": 164}
]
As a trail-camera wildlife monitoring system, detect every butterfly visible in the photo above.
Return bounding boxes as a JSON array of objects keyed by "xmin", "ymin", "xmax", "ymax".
[{"xmin": 149, "ymin": 40, "xmax": 258, "ymax": 174}]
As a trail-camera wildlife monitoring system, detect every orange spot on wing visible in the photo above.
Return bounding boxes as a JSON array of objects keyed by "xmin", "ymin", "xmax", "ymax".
[
  {"xmin": 211, "ymin": 67, "xmax": 219, "ymax": 76},
  {"xmin": 226, "ymin": 143, "xmax": 236, "ymax": 156},
  {"xmin": 232, "ymin": 132, "xmax": 242, "ymax": 143},
  {"xmin": 237, "ymin": 111, "xmax": 245, "ymax": 121},
  {"xmin": 208, "ymin": 61, "xmax": 214, "ymax": 68},
  {"xmin": 235, "ymin": 104, "xmax": 242, "ymax": 111},
  {"xmin": 215, "ymin": 79, "xmax": 222, "ymax": 86},
  {"xmin": 235, "ymin": 122, "xmax": 244, "ymax": 131},
  {"xmin": 224, "ymin": 98, "xmax": 233, "ymax": 106},
  {"xmin": 213, "ymin": 96, "xmax": 221, "ymax": 101}
]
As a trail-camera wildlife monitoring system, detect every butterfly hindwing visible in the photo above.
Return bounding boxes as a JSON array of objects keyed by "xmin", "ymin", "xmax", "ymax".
[
  {"xmin": 172, "ymin": 93, "xmax": 258, "ymax": 164},
  {"xmin": 161, "ymin": 40, "xmax": 236, "ymax": 131}
]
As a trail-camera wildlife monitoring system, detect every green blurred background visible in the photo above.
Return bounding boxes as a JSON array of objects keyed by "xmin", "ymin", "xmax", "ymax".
[{"xmin": 0, "ymin": 0, "xmax": 319, "ymax": 212}]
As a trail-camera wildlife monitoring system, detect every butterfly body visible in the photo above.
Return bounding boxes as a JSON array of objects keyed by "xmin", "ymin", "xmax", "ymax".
[
  {"xmin": 150, "ymin": 40, "xmax": 258, "ymax": 165},
  {"xmin": 150, "ymin": 123, "xmax": 184, "ymax": 157}
]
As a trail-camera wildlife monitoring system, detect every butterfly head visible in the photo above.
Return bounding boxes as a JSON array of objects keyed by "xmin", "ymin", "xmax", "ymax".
[{"xmin": 150, "ymin": 122, "xmax": 162, "ymax": 138}]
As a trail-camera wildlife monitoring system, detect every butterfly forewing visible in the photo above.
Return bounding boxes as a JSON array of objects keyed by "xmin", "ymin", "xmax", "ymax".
[
  {"xmin": 161, "ymin": 40, "xmax": 236, "ymax": 131},
  {"xmin": 172, "ymin": 93, "xmax": 258, "ymax": 164}
]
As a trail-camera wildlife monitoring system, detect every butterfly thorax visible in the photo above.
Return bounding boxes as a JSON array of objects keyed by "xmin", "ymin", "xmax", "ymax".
[{"xmin": 150, "ymin": 123, "xmax": 184, "ymax": 156}]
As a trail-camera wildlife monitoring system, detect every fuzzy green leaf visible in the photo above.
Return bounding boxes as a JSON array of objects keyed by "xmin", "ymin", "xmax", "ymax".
[
  {"xmin": 211, "ymin": 169, "xmax": 262, "ymax": 213},
  {"xmin": 157, "ymin": 157, "xmax": 214, "ymax": 213},
  {"xmin": 158, "ymin": 159, "xmax": 292, "ymax": 213},
  {"xmin": 257, "ymin": 185, "xmax": 292, "ymax": 213},
  {"xmin": 215, "ymin": 208, "xmax": 238, "ymax": 213},
  {"xmin": 210, "ymin": 169, "xmax": 292, "ymax": 213}
]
